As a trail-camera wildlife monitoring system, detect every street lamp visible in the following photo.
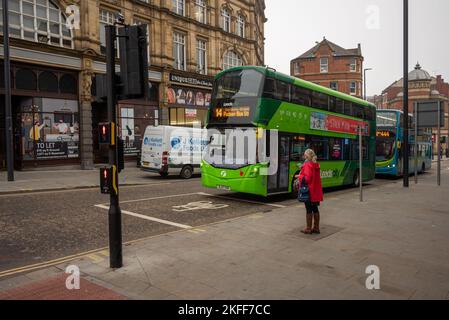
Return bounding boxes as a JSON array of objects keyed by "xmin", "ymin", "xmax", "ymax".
[
  {"xmin": 363, "ymin": 68, "xmax": 373, "ymax": 101},
  {"xmin": 2, "ymin": 0, "xmax": 14, "ymax": 181},
  {"xmin": 403, "ymin": 0, "xmax": 409, "ymax": 188}
]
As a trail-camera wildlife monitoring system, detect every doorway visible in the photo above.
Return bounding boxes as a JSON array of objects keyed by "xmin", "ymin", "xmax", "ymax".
[{"xmin": 268, "ymin": 135, "xmax": 291, "ymax": 194}]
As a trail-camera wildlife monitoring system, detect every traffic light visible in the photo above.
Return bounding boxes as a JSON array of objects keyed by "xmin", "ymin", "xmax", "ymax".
[
  {"xmin": 118, "ymin": 24, "xmax": 149, "ymax": 98},
  {"xmin": 100, "ymin": 167, "xmax": 112, "ymax": 194},
  {"xmin": 98, "ymin": 122, "xmax": 115, "ymax": 146}
]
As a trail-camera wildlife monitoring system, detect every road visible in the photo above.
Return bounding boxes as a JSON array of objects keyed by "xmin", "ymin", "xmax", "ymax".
[{"xmin": 0, "ymin": 170, "xmax": 432, "ymax": 274}]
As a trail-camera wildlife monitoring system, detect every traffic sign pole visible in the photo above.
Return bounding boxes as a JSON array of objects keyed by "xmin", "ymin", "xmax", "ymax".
[{"xmin": 106, "ymin": 25, "xmax": 123, "ymax": 269}]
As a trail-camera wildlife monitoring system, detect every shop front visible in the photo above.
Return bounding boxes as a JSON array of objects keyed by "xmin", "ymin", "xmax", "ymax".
[
  {"xmin": 91, "ymin": 74, "xmax": 160, "ymax": 163},
  {"xmin": 166, "ymin": 73, "xmax": 212, "ymax": 128},
  {"xmin": 0, "ymin": 62, "xmax": 79, "ymax": 170}
]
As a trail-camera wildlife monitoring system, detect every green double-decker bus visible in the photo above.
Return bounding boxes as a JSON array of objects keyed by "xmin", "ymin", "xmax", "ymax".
[{"xmin": 201, "ymin": 66, "xmax": 377, "ymax": 196}]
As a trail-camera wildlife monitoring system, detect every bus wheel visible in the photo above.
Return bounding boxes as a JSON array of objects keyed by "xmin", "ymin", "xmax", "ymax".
[
  {"xmin": 159, "ymin": 172, "xmax": 169, "ymax": 178},
  {"xmin": 180, "ymin": 165, "xmax": 194, "ymax": 179},
  {"xmin": 353, "ymin": 171, "xmax": 360, "ymax": 187}
]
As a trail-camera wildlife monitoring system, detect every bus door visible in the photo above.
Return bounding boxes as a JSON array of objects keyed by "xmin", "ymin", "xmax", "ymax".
[{"xmin": 268, "ymin": 135, "xmax": 290, "ymax": 194}]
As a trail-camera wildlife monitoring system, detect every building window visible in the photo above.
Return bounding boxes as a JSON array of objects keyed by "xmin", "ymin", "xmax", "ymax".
[
  {"xmin": 173, "ymin": 32, "xmax": 186, "ymax": 71},
  {"xmin": 223, "ymin": 51, "xmax": 243, "ymax": 70},
  {"xmin": 134, "ymin": 18, "xmax": 151, "ymax": 66},
  {"xmin": 99, "ymin": 9, "xmax": 119, "ymax": 56},
  {"xmin": 293, "ymin": 62, "xmax": 300, "ymax": 75},
  {"xmin": 172, "ymin": 0, "xmax": 185, "ymax": 16},
  {"xmin": 197, "ymin": 39, "xmax": 207, "ymax": 75},
  {"xmin": 237, "ymin": 15, "xmax": 245, "ymax": 38},
  {"xmin": 221, "ymin": 8, "xmax": 231, "ymax": 33},
  {"xmin": 350, "ymin": 82, "xmax": 356, "ymax": 95},
  {"xmin": 195, "ymin": 0, "xmax": 207, "ymax": 24},
  {"xmin": 320, "ymin": 58, "xmax": 328, "ymax": 73},
  {"xmin": 330, "ymin": 82, "xmax": 338, "ymax": 91},
  {"xmin": 350, "ymin": 58, "xmax": 357, "ymax": 72},
  {"xmin": 0, "ymin": 0, "xmax": 73, "ymax": 49}
]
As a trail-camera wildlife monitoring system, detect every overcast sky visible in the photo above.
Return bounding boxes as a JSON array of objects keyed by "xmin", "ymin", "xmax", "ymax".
[{"xmin": 265, "ymin": 0, "xmax": 449, "ymax": 96}]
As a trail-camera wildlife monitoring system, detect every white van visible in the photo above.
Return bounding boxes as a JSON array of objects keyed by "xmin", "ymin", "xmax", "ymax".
[{"xmin": 141, "ymin": 126, "xmax": 208, "ymax": 179}]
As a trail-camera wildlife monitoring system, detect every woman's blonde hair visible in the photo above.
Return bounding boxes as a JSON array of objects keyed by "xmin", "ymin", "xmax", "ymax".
[{"xmin": 304, "ymin": 149, "xmax": 318, "ymax": 163}]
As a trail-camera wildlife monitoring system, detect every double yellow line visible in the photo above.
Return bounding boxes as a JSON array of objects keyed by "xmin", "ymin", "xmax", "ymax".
[{"xmin": 0, "ymin": 247, "xmax": 108, "ymax": 279}]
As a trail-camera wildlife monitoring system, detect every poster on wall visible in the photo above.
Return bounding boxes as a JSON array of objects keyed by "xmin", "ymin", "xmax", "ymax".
[
  {"xmin": 121, "ymin": 107, "xmax": 139, "ymax": 155},
  {"xmin": 166, "ymin": 86, "xmax": 211, "ymax": 108}
]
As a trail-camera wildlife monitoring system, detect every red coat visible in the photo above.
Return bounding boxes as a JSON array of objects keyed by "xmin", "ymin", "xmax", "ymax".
[{"xmin": 298, "ymin": 161, "xmax": 324, "ymax": 203}]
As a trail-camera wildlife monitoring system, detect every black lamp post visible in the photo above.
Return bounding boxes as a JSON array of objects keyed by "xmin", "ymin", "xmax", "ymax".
[{"xmin": 2, "ymin": 0, "xmax": 14, "ymax": 181}]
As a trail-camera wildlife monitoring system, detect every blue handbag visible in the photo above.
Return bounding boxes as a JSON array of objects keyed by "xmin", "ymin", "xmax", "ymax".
[{"xmin": 298, "ymin": 177, "xmax": 310, "ymax": 203}]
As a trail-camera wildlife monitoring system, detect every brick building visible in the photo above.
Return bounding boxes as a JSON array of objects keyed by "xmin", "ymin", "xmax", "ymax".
[
  {"xmin": 373, "ymin": 63, "xmax": 449, "ymax": 155},
  {"xmin": 0, "ymin": 0, "xmax": 266, "ymax": 170},
  {"xmin": 290, "ymin": 38, "xmax": 364, "ymax": 98}
]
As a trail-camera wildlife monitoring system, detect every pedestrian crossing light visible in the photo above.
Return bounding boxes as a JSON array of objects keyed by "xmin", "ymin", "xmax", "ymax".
[
  {"xmin": 98, "ymin": 122, "xmax": 116, "ymax": 146},
  {"xmin": 100, "ymin": 167, "xmax": 112, "ymax": 194}
]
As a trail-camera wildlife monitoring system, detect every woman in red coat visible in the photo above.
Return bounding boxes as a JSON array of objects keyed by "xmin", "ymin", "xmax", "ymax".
[{"xmin": 298, "ymin": 149, "xmax": 324, "ymax": 234}]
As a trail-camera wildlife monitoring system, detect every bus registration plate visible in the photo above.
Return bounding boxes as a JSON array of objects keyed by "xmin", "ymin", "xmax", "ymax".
[{"xmin": 217, "ymin": 185, "xmax": 231, "ymax": 191}]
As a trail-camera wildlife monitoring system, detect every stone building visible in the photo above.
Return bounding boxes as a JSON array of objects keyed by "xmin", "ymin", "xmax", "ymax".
[
  {"xmin": 376, "ymin": 63, "xmax": 449, "ymax": 155},
  {"xmin": 290, "ymin": 38, "xmax": 364, "ymax": 98},
  {"xmin": 0, "ymin": 0, "xmax": 266, "ymax": 170}
]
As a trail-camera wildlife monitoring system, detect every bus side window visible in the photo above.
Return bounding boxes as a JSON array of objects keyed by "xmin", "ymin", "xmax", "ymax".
[
  {"xmin": 311, "ymin": 91, "xmax": 329, "ymax": 111},
  {"xmin": 308, "ymin": 137, "xmax": 329, "ymax": 160},
  {"xmin": 335, "ymin": 98, "xmax": 344, "ymax": 115},
  {"xmin": 276, "ymin": 80, "xmax": 290, "ymax": 102},
  {"xmin": 344, "ymin": 102, "xmax": 353, "ymax": 117},
  {"xmin": 291, "ymin": 86, "xmax": 311, "ymax": 107},
  {"xmin": 263, "ymin": 78, "xmax": 276, "ymax": 99},
  {"xmin": 329, "ymin": 97, "xmax": 337, "ymax": 113},
  {"xmin": 291, "ymin": 137, "xmax": 306, "ymax": 161},
  {"xmin": 329, "ymin": 138, "xmax": 343, "ymax": 160}
]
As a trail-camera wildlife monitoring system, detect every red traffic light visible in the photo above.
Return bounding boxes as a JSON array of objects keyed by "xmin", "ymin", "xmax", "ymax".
[
  {"xmin": 98, "ymin": 122, "xmax": 115, "ymax": 145},
  {"xmin": 100, "ymin": 167, "xmax": 112, "ymax": 194}
]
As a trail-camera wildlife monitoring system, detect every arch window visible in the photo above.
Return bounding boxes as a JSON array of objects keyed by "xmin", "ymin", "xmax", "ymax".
[
  {"xmin": 223, "ymin": 51, "xmax": 243, "ymax": 70},
  {"xmin": 38, "ymin": 71, "xmax": 58, "ymax": 92},
  {"xmin": 16, "ymin": 69, "xmax": 37, "ymax": 90},
  {"xmin": 0, "ymin": 0, "xmax": 73, "ymax": 49}
]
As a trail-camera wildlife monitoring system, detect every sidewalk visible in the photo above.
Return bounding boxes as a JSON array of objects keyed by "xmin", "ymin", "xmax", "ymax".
[
  {"xmin": 0, "ymin": 168, "xmax": 448, "ymax": 300},
  {"xmin": 0, "ymin": 164, "xmax": 158, "ymax": 194}
]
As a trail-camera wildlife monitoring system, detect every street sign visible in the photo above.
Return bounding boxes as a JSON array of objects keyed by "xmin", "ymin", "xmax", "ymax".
[{"xmin": 416, "ymin": 101, "xmax": 444, "ymax": 128}]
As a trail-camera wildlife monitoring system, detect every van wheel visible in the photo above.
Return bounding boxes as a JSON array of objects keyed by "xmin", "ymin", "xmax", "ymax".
[
  {"xmin": 180, "ymin": 166, "xmax": 193, "ymax": 179},
  {"xmin": 353, "ymin": 171, "xmax": 360, "ymax": 187},
  {"xmin": 159, "ymin": 172, "xmax": 169, "ymax": 178}
]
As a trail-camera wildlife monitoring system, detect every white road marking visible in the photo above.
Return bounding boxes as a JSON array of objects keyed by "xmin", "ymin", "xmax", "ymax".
[
  {"xmin": 95, "ymin": 204, "xmax": 192, "ymax": 229},
  {"xmin": 108, "ymin": 192, "xmax": 200, "ymax": 205},
  {"xmin": 198, "ymin": 192, "xmax": 287, "ymax": 208}
]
